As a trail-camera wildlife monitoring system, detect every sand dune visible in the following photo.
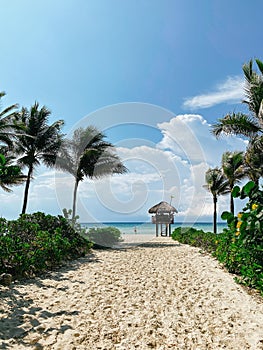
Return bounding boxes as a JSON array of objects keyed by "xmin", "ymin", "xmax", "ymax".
[{"xmin": 1, "ymin": 237, "xmax": 263, "ymax": 349}]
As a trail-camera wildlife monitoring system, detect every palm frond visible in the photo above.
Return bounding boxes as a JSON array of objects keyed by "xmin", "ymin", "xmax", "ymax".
[
  {"xmin": 204, "ymin": 167, "xmax": 230, "ymax": 196},
  {"xmin": 255, "ymin": 58, "xmax": 263, "ymax": 75},
  {"xmin": 242, "ymin": 59, "xmax": 253, "ymax": 83},
  {"xmin": 0, "ymin": 153, "xmax": 27, "ymax": 192},
  {"xmin": 242, "ymin": 59, "xmax": 263, "ymax": 120},
  {"xmin": 221, "ymin": 151, "xmax": 246, "ymax": 188},
  {"xmin": 212, "ymin": 112, "xmax": 261, "ymax": 138}
]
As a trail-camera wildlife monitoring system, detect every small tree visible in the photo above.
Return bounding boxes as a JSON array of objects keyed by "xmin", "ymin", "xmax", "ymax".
[{"xmin": 204, "ymin": 168, "xmax": 230, "ymax": 233}]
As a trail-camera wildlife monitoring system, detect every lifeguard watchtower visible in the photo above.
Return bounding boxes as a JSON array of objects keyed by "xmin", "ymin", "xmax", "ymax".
[{"xmin": 148, "ymin": 201, "xmax": 178, "ymax": 237}]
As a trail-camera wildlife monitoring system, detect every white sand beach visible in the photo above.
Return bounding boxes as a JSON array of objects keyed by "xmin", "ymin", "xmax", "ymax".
[{"xmin": 1, "ymin": 237, "xmax": 263, "ymax": 349}]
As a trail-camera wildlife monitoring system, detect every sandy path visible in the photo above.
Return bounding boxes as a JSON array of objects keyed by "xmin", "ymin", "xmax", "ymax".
[{"xmin": 0, "ymin": 237, "xmax": 263, "ymax": 349}]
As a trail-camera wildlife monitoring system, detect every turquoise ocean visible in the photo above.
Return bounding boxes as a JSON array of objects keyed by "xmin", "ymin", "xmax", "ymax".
[{"xmin": 81, "ymin": 222, "xmax": 227, "ymax": 235}]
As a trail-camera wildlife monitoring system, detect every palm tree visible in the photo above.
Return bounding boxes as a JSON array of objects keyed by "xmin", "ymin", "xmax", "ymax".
[
  {"xmin": 221, "ymin": 151, "xmax": 245, "ymax": 214},
  {"xmin": 212, "ymin": 58, "xmax": 263, "ymax": 139},
  {"xmin": 203, "ymin": 168, "xmax": 230, "ymax": 233},
  {"xmin": 0, "ymin": 153, "xmax": 26, "ymax": 192},
  {"xmin": 244, "ymin": 140, "xmax": 263, "ymax": 186},
  {"xmin": 0, "ymin": 91, "xmax": 19, "ymax": 147},
  {"xmin": 57, "ymin": 126, "xmax": 127, "ymax": 219},
  {"xmin": 212, "ymin": 58, "xmax": 263, "ymax": 185},
  {"xmin": 14, "ymin": 102, "xmax": 64, "ymax": 214}
]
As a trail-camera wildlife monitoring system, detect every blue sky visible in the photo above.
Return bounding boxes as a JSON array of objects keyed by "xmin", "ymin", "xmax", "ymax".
[{"xmin": 0, "ymin": 1, "xmax": 262, "ymax": 222}]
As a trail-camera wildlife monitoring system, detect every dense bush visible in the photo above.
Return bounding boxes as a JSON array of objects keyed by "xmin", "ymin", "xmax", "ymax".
[
  {"xmin": 216, "ymin": 182, "xmax": 263, "ymax": 293},
  {"xmin": 171, "ymin": 227, "xmax": 217, "ymax": 253},
  {"xmin": 62, "ymin": 209, "xmax": 122, "ymax": 248},
  {"xmin": 86, "ymin": 226, "xmax": 122, "ymax": 248},
  {"xmin": 0, "ymin": 212, "xmax": 93, "ymax": 278}
]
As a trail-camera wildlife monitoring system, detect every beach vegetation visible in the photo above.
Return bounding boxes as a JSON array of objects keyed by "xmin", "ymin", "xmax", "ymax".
[
  {"xmin": 56, "ymin": 126, "xmax": 127, "ymax": 218},
  {"xmin": 0, "ymin": 91, "xmax": 19, "ymax": 147},
  {"xmin": 212, "ymin": 58, "xmax": 263, "ymax": 187},
  {"xmin": 216, "ymin": 181, "xmax": 263, "ymax": 293},
  {"xmin": 62, "ymin": 208, "xmax": 87, "ymax": 236},
  {"xmin": 203, "ymin": 167, "xmax": 230, "ymax": 233},
  {"xmin": 62, "ymin": 208, "xmax": 122, "ymax": 248},
  {"xmin": 244, "ymin": 139, "xmax": 263, "ymax": 185},
  {"xmin": 172, "ymin": 181, "xmax": 263, "ymax": 295},
  {"xmin": 0, "ymin": 153, "xmax": 26, "ymax": 192},
  {"xmin": 86, "ymin": 226, "xmax": 122, "ymax": 248},
  {"xmin": 171, "ymin": 227, "xmax": 217, "ymax": 253},
  {"xmin": 13, "ymin": 102, "xmax": 65, "ymax": 214},
  {"xmin": 221, "ymin": 151, "xmax": 246, "ymax": 214},
  {"xmin": 0, "ymin": 212, "xmax": 92, "ymax": 278},
  {"xmin": 212, "ymin": 58, "xmax": 263, "ymax": 140}
]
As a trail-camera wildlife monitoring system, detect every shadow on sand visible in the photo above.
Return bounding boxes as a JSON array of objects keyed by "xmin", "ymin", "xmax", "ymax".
[{"xmin": 0, "ymin": 252, "xmax": 101, "ymax": 349}]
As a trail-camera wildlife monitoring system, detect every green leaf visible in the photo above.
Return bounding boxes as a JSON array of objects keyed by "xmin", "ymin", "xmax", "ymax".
[
  {"xmin": 243, "ymin": 181, "xmax": 256, "ymax": 196},
  {"xmin": 232, "ymin": 186, "xmax": 240, "ymax": 198},
  {"xmin": 0, "ymin": 154, "xmax": 6, "ymax": 166},
  {"xmin": 221, "ymin": 211, "xmax": 234, "ymax": 222}
]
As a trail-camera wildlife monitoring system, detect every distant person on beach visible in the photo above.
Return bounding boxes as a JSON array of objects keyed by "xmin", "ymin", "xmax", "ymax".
[{"xmin": 134, "ymin": 226, "xmax": 137, "ymax": 234}]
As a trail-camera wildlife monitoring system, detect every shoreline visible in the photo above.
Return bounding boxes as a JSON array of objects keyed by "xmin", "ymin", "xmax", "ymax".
[{"xmin": 1, "ymin": 237, "xmax": 263, "ymax": 349}]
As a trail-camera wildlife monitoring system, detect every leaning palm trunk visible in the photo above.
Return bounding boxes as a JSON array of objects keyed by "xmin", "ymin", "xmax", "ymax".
[{"xmin": 22, "ymin": 165, "xmax": 33, "ymax": 214}]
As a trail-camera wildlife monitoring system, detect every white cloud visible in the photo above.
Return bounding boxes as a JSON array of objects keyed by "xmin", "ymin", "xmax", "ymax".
[
  {"xmin": 157, "ymin": 114, "xmax": 247, "ymax": 166},
  {"xmin": 183, "ymin": 76, "xmax": 244, "ymax": 109}
]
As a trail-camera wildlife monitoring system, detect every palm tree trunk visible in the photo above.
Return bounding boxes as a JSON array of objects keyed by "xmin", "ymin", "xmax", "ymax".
[
  {"xmin": 213, "ymin": 195, "xmax": 217, "ymax": 234},
  {"xmin": 230, "ymin": 193, "xmax": 234, "ymax": 214},
  {"xmin": 72, "ymin": 178, "xmax": 79, "ymax": 219},
  {"xmin": 21, "ymin": 165, "xmax": 33, "ymax": 214}
]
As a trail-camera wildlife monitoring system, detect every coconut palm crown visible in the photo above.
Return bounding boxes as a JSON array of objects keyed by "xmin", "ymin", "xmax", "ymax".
[
  {"xmin": 221, "ymin": 151, "xmax": 246, "ymax": 214},
  {"xmin": 14, "ymin": 102, "xmax": 64, "ymax": 214},
  {"xmin": 212, "ymin": 58, "xmax": 263, "ymax": 139},
  {"xmin": 57, "ymin": 126, "xmax": 128, "ymax": 218}
]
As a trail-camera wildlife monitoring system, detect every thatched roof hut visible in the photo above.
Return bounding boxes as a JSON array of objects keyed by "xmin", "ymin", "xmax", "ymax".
[
  {"xmin": 148, "ymin": 201, "xmax": 178, "ymax": 237},
  {"xmin": 148, "ymin": 201, "xmax": 178, "ymax": 214}
]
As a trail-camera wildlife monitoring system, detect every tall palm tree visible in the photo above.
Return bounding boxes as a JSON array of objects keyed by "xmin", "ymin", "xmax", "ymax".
[
  {"xmin": 212, "ymin": 58, "xmax": 263, "ymax": 139},
  {"xmin": 203, "ymin": 168, "xmax": 230, "ymax": 234},
  {"xmin": 221, "ymin": 151, "xmax": 245, "ymax": 214},
  {"xmin": 0, "ymin": 152, "xmax": 26, "ymax": 192},
  {"xmin": 57, "ymin": 126, "xmax": 127, "ymax": 218},
  {"xmin": 0, "ymin": 91, "xmax": 19, "ymax": 147},
  {"xmin": 14, "ymin": 102, "xmax": 64, "ymax": 214}
]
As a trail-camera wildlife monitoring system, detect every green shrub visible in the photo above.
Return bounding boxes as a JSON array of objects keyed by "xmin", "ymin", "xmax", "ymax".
[
  {"xmin": 215, "ymin": 181, "xmax": 263, "ymax": 293},
  {"xmin": 171, "ymin": 227, "xmax": 217, "ymax": 253},
  {"xmin": 61, "ymin": 209, "xmax": 122, "ymax": 248},
  {"xmin": 0, "ymin": 212, "xmax": 93, "ymax": 278},
  {"xmin": 62, "ymin": 208, "xmax": 87, "ymax": 237},
  {"xmin": 86, "ymin": 226, "xmax": 122, "ymax": 248}
]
